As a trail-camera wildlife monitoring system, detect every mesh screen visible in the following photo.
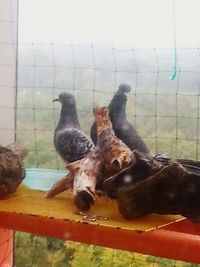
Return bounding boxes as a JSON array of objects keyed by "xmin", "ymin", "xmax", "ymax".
[
  {"xmin": 0, "ymin": 0, "xmax": 17, "ymax": 266},
  {"xmin": 14, "ymin": 232, "xmax": 199, "ymax": 267},
  {"xmin": 0, "ymin": 0, "xmax": 18, "ymax": 146},
  {"xmin": 0, "ymin": 0, "xmax": 198, "ymax": 266},
  {"xmin": 16, "ymin": 43, "xmax": 200, "ymax": 169},
  {"xmin": 0, "ymin": 228, "xmax": 13, "ymax": 267},
  {"xmin": 15, "ymin": 43, "xmax": 200, "ymax": 267}
]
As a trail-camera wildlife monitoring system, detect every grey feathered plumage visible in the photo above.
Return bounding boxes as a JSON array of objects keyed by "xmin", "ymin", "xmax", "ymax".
[
  {"xmin": 90, "ymin": 83, "xmax": 150, "ymax": 154},
  {"xmin": 54, "ymin": 92, "xmax": 94, "ymax": 163}
]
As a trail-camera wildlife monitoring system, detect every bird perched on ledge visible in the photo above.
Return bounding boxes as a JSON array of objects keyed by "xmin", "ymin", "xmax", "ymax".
[
  {"xmin": 53, "ymin": 92, "xmax": 95, "ymax": 163},
  {"xmin": 47, "ymin": 106, "xmax": 134, "ymax": 216},
  {"xmin": 90, "ymin": 83, "xmax": 150, "ymax": 154}
]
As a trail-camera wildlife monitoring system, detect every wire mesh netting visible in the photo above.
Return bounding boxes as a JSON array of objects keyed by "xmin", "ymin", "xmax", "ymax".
[
  {"xmin": 17, "ymin": 43, "xmax": 200, "ymax": 168},
  {"xmin": 0, "ymin": 228, "xmax": 13, "ymax": 267},
  {"xmin": 14, "ymin": 232, "xmax": 200, "ymax": 267},
  {"xmin": 0, "ymin": 0, "xmax": 18, "ymax": 144},
  {"xmin": 0, "ymin": 0, "xmax": 200, "ymax": 266},
  {"xmin": 0, "ymin": 0, "xmax": 17, "ymax": 266},
  {"xmin": 14, "ymin": 43, "xmax": 200, "ymax": 266}
]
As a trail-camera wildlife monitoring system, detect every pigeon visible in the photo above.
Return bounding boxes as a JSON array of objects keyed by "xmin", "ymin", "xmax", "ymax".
[
  {"xmin": 53, "ymin": 92, "xmax": 95, "ymax": 163},
  {"xmin": 90, "ymin": 83, "xmax": 150, "ymax": 154}
]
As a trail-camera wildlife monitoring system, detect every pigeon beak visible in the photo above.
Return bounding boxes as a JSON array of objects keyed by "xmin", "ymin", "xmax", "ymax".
[{"xmin": 53, "ymin": 98, "xmax": 60, "ymax": 102}]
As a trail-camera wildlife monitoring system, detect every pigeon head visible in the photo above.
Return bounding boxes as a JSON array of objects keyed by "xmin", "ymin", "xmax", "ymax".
[
  {"xmin": 53, "ymin": 92, "xmax": 76, "ymax": 107},
  {"xmin": 53, "ymin": 92, "xmax": 80, "ymax": 129},
  {"xmin": 117, "ymin": 83, "xmax": 131, "ymax": 96},
  {"xmin": 108, "ymin": 83, "xmax": 131, "ymax": 116}
]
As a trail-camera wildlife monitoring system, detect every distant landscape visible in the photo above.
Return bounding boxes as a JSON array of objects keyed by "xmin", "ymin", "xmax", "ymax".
[{"xmin": 17, "ymin": 43, "xmax": 200, "ymax": 168}]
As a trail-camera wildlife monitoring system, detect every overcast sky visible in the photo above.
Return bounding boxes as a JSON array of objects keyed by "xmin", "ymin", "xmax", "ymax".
[{"xmin": 19, "ymin": 0, "xmax": 200, "ymax": 48}]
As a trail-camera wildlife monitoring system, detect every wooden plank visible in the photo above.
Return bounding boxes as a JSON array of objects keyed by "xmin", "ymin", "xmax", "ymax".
[
  {"xmin": 0, "ymin": 185, "xmax": 183, "ymax": 232},
  {"xmin": 1, "ymin": 185, "xmax": 200, "ymax": 264},
  {"xmin": 1, "ymin": 212, "xmax": 200, "ymax": 264}
]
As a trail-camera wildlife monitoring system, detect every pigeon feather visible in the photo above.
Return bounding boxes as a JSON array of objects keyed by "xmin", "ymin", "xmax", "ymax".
[
  {"xmin": 54, "ymin": 92, "xmax": 94, "ymax": 163},
  {"xmin": 90, "ymin": 83, "xmax": 150, "ymax": 154}
]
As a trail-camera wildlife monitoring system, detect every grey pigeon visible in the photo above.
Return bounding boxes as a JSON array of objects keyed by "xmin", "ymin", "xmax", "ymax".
[
  {"xmin": 54, "ymin": 92, "xmax": 94, "ymax": 163},
  {"xmin": 90, "ymin": 83, "xmax": 150, "ymax": 154}
]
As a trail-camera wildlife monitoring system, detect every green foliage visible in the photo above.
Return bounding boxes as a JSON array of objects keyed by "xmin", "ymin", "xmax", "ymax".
[
  {"xmin": 15, "ymin": 234, "xmax": 199, "ymax": 267},
  {"xmin": 15, "ymin": 233, "xmax": 74, "ymax": 267},
  {"xmin": 16, "ymin": 88, "xmax": 200, "ymax": 169}
]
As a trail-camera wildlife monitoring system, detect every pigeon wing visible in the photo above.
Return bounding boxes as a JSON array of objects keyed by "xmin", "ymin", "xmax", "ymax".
[{"xmin": 54, "ymin": 128, "xmax": 94, "ymax": 163}]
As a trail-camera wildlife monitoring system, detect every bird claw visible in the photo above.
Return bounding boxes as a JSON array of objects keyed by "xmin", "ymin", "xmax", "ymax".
[{"xmin": 77, "ymin": 211, "xmax": 108, "ymax": 222}]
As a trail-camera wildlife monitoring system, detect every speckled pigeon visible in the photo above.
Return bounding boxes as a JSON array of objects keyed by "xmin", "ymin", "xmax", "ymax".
[{"xmin": 53, "ymin": 92, "xmax": 94, "ymax": 163}]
